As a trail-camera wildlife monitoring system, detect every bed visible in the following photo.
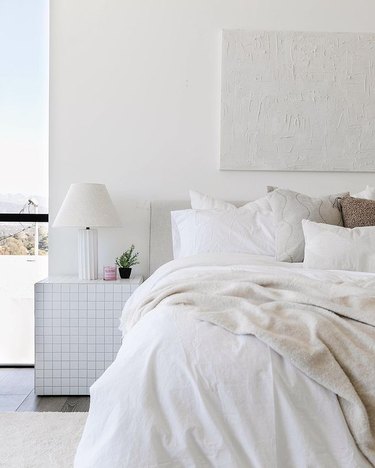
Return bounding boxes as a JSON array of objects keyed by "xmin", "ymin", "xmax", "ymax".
[{"xmin": 74, "ymin": 200, "xmax": 375, "ymax": 468}]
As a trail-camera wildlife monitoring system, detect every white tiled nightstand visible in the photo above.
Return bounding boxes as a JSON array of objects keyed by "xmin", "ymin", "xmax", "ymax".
[{"xmin": 34, "ymin": 275, "xmax": 143, "ymax": 396}]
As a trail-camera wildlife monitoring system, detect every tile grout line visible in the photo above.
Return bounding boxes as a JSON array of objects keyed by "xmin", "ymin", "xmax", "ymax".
[{"xmin": 15, "ymin": 388, "xmax": 34, "ymax": 412}]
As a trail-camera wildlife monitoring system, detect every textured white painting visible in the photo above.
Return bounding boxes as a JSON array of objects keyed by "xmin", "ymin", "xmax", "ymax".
[{"xmin": 220, "ymin": 30, "xmax": 375, "ymax": 171}]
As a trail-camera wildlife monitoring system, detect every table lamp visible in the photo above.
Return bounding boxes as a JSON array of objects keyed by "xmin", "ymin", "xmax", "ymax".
[{"xmin": 53, "ymin": 183, "xmax": 121, "ymax": 280}]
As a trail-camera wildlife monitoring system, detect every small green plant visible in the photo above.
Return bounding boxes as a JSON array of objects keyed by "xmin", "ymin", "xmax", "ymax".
[{"xmin": 115, "ymin": 244, "xmax": 139, "ymax": 268}]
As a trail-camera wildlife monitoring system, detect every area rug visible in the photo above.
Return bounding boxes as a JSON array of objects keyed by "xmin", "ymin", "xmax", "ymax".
[{"xmin": 0, "ymin": 412, "xmax": 87, "ymax": 468}]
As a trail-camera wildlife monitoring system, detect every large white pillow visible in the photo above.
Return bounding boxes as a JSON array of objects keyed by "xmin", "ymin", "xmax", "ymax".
[
  {"xmin": 267, "ymin": 188, "xmax": 347, "ymax": 263},
  {"xmin": 302, "ymin": 219, "xmax": 375, "ymax": 273},
  {"xmin": 351, "ymin": 185, "xmax": 375, "ymax": 200},
  {"xmin": 189, "ymin": 190, "xmax": 272, "ymax": 212},
  {"xmin": 171, "ymin": 209, "xmax": 275, "ymax": 259}
]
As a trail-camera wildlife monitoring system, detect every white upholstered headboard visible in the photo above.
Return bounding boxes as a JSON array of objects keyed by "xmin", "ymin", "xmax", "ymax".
[
  {"xmin": 148, "ymin": 200, "xmax": 244, "ymax": 276},
  {"xmin": 149, "ymin": 201, "xmax": 190, "ymax": 275}
]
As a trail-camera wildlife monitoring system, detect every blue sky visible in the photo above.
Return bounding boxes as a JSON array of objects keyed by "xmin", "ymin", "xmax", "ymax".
[{"xmin": 0, "ymin": 0, "xmax": 49, "ymax": 198}]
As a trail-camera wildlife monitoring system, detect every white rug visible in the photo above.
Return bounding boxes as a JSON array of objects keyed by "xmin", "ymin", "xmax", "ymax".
[{"xmin": 0, "ymin": 412, "xmax": 87, "ymax": 468}]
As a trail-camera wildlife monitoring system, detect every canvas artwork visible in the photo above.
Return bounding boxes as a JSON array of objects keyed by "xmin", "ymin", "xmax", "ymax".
[{"xmin": 220, "ymin": 30, "xmax": 375, "ymax": 171}]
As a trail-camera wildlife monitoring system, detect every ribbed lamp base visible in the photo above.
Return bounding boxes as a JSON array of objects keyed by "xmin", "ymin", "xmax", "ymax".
[{"xmin": 78, "ymin": 228, "xmax": 98, "ymax": 280}]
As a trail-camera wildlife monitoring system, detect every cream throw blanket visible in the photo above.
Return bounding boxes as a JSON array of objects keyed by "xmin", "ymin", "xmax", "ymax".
[{"xmin": 124, "ymin": 270, "xmax": 375, "ymax": 465}]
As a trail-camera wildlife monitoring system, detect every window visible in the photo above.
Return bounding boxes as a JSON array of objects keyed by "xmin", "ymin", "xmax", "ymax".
[{"xmin": 0, "ymin": 0, "xmax": 49, "ymax": 365}]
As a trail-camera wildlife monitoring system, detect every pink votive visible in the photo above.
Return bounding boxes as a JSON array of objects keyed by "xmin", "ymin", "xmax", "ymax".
[{"xmin": 103, "ymin": 266, "xmax": 117, "ymax": 281}]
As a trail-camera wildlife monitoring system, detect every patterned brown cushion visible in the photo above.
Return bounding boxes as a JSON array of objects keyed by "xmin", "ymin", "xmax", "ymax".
[{"xmin": 340, "ymin": 196, "xmax": 375, "ymax": 228}]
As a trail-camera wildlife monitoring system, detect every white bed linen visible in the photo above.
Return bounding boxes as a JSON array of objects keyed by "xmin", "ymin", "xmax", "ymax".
[
  {"xmin": 171, "ymin": 210, "xmax": 275, "ymax": 259},
  {"xmin": 303, "ymin": 219, "xmax": 375, "ymax": 272},
  {"xmin": 75, "ymin": 254, "xmax": 371, "ymax": 468}
]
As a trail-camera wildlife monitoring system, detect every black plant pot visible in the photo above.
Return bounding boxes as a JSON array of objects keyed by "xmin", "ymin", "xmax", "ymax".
[{"xmin": 118, "ymin": 267, "xmax": 132, "ymax": 279}]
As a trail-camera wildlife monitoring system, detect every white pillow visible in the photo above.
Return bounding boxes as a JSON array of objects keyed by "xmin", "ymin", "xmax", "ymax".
[
  {"xmin": 171, "ymin": 209, "xmax": 275, "ymax": 259},
  {"xmin": 189, "ymin": 190, "xmax": 272, "ymax": 212},
  {"xmin": 302, "ymin": 219, "xmax": 375, "ymax": 273},
  {"xmin": 267, "ymin": 188, "xmax": 346, "ymax": 263},
  {"xmin": 351, "ymin": 185, "xmax": 375, "ymax": 200}
]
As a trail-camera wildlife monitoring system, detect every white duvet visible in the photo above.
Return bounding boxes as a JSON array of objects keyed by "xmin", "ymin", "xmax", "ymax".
[{"xmin": 75, "ymin": 254, "xmax": 372, "ymax": 468}]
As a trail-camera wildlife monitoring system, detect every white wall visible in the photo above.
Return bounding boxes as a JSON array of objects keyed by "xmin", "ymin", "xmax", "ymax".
[{"xmin": 49, "ymin": 0, "xmax": 375, "ymax": 278}]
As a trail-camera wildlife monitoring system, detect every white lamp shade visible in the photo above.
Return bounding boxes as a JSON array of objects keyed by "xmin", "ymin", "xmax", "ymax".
[{"xmin": 53, "ymin": 183, "xmax": 121, "ymax": 228}]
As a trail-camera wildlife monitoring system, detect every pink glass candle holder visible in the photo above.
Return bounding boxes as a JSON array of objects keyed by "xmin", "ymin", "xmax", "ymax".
[{"xmin": 103, "ymin": 266, "xmax": 117, "ymax": 281}]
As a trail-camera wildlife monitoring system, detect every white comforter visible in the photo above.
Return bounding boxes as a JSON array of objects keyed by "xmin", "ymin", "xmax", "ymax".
[{"xmin": 75, "ymin": 254, "xmax": 372, "ymax": 468}]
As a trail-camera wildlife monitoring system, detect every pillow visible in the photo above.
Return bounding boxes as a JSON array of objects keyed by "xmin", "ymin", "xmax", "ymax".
[
  {"xmin": 190, "ymin": 190, "xmax": 236, "ymax": 210},
  {"xmin": 351, "ymin": 185, "xmax": 375, "ymax": 200},
  {"xmin": 171, "ymin": 209, "xmax": 275, "ymax": 259},
  {"xmin": 189, "ymin": 190, "xmax": 272, "ymax": 212},
  {"xmin": 340, "ymin": 196, "xmax": 375, "ymax": 228},
  {"xmin": 303, "ymin": 219, "xmax": 375, "ymax": 273},
  {"xmin": 267, "ymin": 188, "xmax": 347, "ymax": 263}
]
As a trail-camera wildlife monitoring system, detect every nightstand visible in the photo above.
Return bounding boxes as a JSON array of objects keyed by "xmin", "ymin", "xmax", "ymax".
[{"xmin": 34, "ymin": 275, "xmax": 143, "ymax": 396}]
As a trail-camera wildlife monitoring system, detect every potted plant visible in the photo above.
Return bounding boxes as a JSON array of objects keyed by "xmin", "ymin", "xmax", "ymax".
[{"xmin": 115, "ymin": 245, "xmax": 139, "ymax": 279}]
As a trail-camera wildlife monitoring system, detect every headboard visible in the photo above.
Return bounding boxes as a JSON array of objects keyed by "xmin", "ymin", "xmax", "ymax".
[
  {"xmin": 149, "ymin": 200, "xmax": 190, "ymax": 275},
  {"xmin": 149, "ymin": 199, "xmax": 244, "ymax": 276}
]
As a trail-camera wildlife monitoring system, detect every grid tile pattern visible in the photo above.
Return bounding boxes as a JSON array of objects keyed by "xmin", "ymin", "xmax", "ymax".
[{"xmin": 35, "ymin": 276, "xmax": 143, "ymax": 395}]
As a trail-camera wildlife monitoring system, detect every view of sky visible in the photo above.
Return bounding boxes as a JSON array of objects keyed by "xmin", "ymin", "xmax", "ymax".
[{"xmin": 0, "ymin": 0, "xmax": 48, "ymax": 200}]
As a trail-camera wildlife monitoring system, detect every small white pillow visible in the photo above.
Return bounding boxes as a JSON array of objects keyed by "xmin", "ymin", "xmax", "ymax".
[
  {"xmin": 303, "ymin": 219, "xmax": 375, "ymax": 273},
  {"xmin": 171, "ymin": 209, "xmax": 275, "ymax": 259},
  {"xmin": 351, "ymin": 185, "xmax": 375, "ymax": 200},
  {"xmin": 189, "ymin": 190, "xmax": 271, "ymax": 212}
]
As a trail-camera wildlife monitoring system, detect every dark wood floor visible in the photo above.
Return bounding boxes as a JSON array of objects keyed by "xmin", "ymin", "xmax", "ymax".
[{"xmin": 0, "ymin": 368, "xmax": 90, "ymax": 412}]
